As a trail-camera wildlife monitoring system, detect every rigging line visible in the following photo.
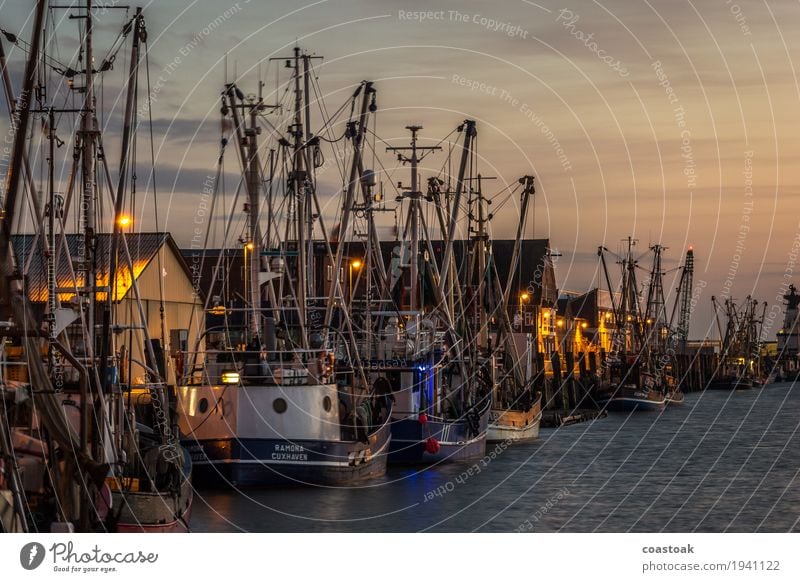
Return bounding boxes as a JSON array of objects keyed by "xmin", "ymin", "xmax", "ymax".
[
  {"xmin": 363, "ymin": 136, "xmax": 402, "ymax": 200},
  {"xmin": 143, "ymin": 38, "xmax": 168, "ymax": 351},
  {"xmin": 182, "ymin": 144, "xmax": 228, "ymax": 370},
  {"xmin": 0, "ymin": 27, "xmax": 72, "ymax": 75},
  {"xmin": 487, "ymin": 183, "xmax": 522, "ymax": 215},
  {"xmin": 307, "ymin": 66, "xmax": 349, "ymax": 183},
  {"xmin": 95, "ymin": 15, "xmax": 134, "ymax": 74},
  {"xmin": 433, "ymin": 138, "xmax": 455, "ymax": 179}
]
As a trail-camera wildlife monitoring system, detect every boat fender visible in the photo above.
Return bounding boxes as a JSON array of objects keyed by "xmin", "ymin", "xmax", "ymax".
[
  {"xmin": 424, "ymin": 437, "xmax": 440, "ymax": 454},
  {"xmin": 418, "ymin": 412, "xmax": 428, "ymax": 425}
]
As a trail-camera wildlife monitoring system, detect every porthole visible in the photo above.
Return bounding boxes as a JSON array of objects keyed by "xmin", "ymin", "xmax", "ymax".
[
  {"xmin": 198, "ymin": 398, "xmax": 209, "ymax": 414},
  {"xmin": 273, "ymin": 398, "xmax": 288, "ymax": 414},
  {"xmin": 323, "ymin": 395, "xmax": 332, "ymax": 412}
]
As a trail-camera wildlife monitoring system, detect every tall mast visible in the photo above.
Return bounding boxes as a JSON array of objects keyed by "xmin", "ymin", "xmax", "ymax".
[
  {"xmin": 0, "ymin": 0, "xmax": 45, "ymax": 533},
  {"xmin": 292, "ymin": 46, "xmax": 307, "ymax": 336},
  {"xmin": 672, "ymin": 246, "xmax": 694, "ymax": 349},
  {"xmin": 474, "ymin": 175, "xmax": 489, "ymax": 347},
  {"xmin": 439, "ymin": 120, "xmax": 476, "ymax": 300},
  {"xmin": 99, "ymin": 8, "xmax": 143, "ymax": 391},
  {"xmin": 409, "ymin": 126, "xmax": 420, "ymax": 312},
  {"xmin": 302, "ymin": 54, "xmax": 315, "ymax": 298},
  {"xmin": 323, "ymin": 82, "xmax": 374, "ymax": 330},
  {"xmin": 620, "ymin": 237, "xmax": 641, "ymax": 352},
  {"xmin": 224, "ymin": 83, "xmax": 268, "ymax": 342},
  {"xmin": 644, "ymin": 244, "xmax": 667, "ymax": 350},
  {"xmin": 387, "ymin": 126, "xmax": 440, "ymax": 313},
  {"xmin": 246, "ymin": 90, "xmax": 263, "ymax": 341},
  {"xmin": 81, "ymin": 0, "xmax": 97, "ymax": 346}
]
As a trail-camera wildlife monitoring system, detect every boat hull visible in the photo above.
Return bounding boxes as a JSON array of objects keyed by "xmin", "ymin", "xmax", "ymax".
[
  {"xmin": 707, "ymin": 377, "xmax": 754, "ymax": 390},
  {"xmin": 112, "ymin": 488, "xmax": 193, "ymax": 533},
  {"xmin": 665, "ymin": 390, "xmax": 685, "ymax": 406},
  {"xmin": 388, "ymin": 398, "xmax": 491, "ymax": 464},
  {"xmin": 487, "ymin": 397, "xmax": 542, "ymax": 443},
  {"xmin": 596, "ymin": 384, "xmax": 666, "ymax": 412},
  {"xmin": 178, "ymin": 380, "xmax": 392, "ymax": 487},
  {"xmin": 109, "ymin": 447, "xmax": 194, "ymax": 533},
  {"xmin": 184, "ymin": 418, "xmax": 391, "ymax": 487}
]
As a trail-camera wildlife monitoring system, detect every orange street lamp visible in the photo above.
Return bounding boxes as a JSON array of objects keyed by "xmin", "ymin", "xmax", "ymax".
[
  {"xmin": 349, "ymin": 258, "xmax": 363, "ymax": 303},
  {"xmin": 243, "ymin": 241, "xmax": 255, "ymax": 319}
]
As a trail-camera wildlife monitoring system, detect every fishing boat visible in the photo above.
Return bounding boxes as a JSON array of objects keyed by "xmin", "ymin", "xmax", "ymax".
[
  {"xmin": 333, "ymin": 121, "xmax": 493, "ymax": 464},
  {"xmin": 708, "ymin": 296, "xmax": 766, "ymax": 390},
  {"xmin": 594, "ymin": 238, "xmax": 667, "ymax": 412},
  {"xmin": 487, "ymin": 397, "xmax": 542, "ymax": 443},
  {"xmin": 1, "ymin": 2, "xmax": 192, "ymax": 532},
  {"xmin": 595, "ymin": 366, "xmax": 667, "ymax": 412},
  {"xmin": 664, "ymin": 378, "xmax": 685, "ymax": 405},
  {"xmin": 465, "ymin": 171, "xmax": 542, "ymax": 444},
  {"xmin": 177, "ymin": 50, "xmax": 391, "ymax": 486}
]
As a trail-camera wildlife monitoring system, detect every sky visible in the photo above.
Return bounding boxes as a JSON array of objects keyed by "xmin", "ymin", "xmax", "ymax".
[{"xmin": 1, "ymin": 0, "xmax": 799, "ymax": 340}]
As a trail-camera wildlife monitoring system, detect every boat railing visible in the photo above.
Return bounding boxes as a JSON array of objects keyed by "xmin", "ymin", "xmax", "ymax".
[
  {"xmin": 350, "ymin": 325, "xmax": 447, "ymax": 363},
  {"xmin": 180, "ymin": 347, "xmax": 336, "ymax": 386}
]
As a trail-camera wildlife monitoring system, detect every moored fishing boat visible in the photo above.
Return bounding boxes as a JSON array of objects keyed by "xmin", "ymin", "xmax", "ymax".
[
  {"xmin": 1, "ymin": 2, "xmax": 193, "ymax": 532},
  {"xmin": 708, "ymin": 295, "xmax": 766, "ymax": 391},
  {"xmin": 177, "ymin": 52, "xmax": 391, "ymax": 486},
  {"xmin": 487, "ymin": 396, "xmax": 542, "ymax": 443},
  {"xmin": 594, "ymin": 239, "xmax": 670, "ymax": 412}
]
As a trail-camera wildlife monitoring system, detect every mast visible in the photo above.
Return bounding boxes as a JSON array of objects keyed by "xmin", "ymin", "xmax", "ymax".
[
  {"xmin": 99, "ymin": 8, "xmax": 143, "ymax": 392},
  {"xmin": 292, "ymin": 47, "xmax": 308, "ymax": 338},
  {"xmin": 245, "ymin": 89, "xmax": 263, "ymax": 342},
  {"xmin": 387, "ymin": 126, "xmax": 441, "ymax": 313},
  {"xmin": 473, "ymin": 174, "xmax": 490, "ymax": 348},
  {"xmin": 0, "ymin": 0, "xmax": 46, "ymax": 534},
  {"xmin": 501, "ymin": 176, "xmax": 535, "ymax": 307},
  {"xmin": 439, "ymin": 120, "xmax": 476, "ymax": 300},
  {"xmin": 323, "ymin": 81, "xmax": 374, "ymax": 330},
  {"xmin": 644, "ymin": 244, "xmax": 667, "ymax": 350},
  {"xmin": 223, "ymin": 83, "xmax": 268, "ymax": 343},
  {"xmin": 302, "ymin": 54, "xmax": 317, "ymax": 298},
  {"xmin": 620, "ymin": 237, "xmax": 642, "ymax": 352},
  {"xmin": 78, "ymin": 0, "xmax": 98, "ymax": 365},
  {"xmin": 669, "ymin": 246, "xmax": 694, "ymax": 350}
]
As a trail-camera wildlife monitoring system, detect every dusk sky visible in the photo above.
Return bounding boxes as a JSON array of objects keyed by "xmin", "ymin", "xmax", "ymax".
[{"xmin": 2, "ymin": 0, "xmax": 799, "ymax": 339}]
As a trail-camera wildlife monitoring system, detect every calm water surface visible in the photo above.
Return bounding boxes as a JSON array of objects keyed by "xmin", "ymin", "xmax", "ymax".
[{"xmin": 192, "ymin": 381, "xmax": 800, "ymax": 532}]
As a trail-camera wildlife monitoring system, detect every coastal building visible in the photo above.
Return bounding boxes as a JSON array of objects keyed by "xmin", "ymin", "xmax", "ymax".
[
  {"xmin": 556, "ymin": 288, "xmax": 618, "ymax": 354},
  {"xmin": 13, "ymin": 233, "xmax": 203, "ymax": 385}
]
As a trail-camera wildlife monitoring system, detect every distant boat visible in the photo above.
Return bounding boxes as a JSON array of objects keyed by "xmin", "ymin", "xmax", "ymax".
[
  {"xmin": 596, "ymin": 367, "xmax": 666, "ymax": 412},
  {"xmin": 664, "ymin": 375, "xmax": 684, "ymax": 405},
  {"xmin": 709, "ymin": 295, "xmax": 767, "ymax": 391},
  {"xmin": 594, "ymin": 239, "xmax": 670, "ymax": 412},
  {"xmin": 487, "ymin": 394, "xmax": 542, "ymax": 443}
]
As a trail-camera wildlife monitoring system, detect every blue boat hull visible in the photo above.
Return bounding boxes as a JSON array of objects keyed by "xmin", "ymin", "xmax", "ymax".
[
  {"xmin": 708, "ymin": 377, "xmax": 754, "ymax": 390},
  {"xmin": 183, "ymin": 417, "xmax": 391, "ymax": 487},
  {"xmin": 596, "ymin": 383, "xmax": 666, "ymax": 412},
  {"xmin": 600, "ymin": 396, "xmax": 665, "ymax": 412},
  {"xmin": 388, "ymin": 398, "xmax": 491, "ymax": 464}
]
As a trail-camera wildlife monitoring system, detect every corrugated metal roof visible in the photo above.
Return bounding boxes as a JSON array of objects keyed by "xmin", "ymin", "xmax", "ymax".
[{"xmin": 13, "ymin": 233, "xmax": 170, "ymax": 302}]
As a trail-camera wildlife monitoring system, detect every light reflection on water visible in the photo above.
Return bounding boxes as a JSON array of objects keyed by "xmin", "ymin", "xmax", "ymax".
[{"xmin": 192, "ymin": 381, "xmax": 800, "ymax": 532}]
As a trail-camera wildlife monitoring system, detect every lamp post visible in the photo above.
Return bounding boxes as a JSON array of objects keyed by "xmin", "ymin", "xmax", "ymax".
[
  {"xmin": 244, "ymin": 241, "xmax": 254, "ymax": 341},
  {"xmin": 349, "ymin": 258, "xmax": 362, "ymax": 304},
  {"xmin": 519, "ymin": 291, "xmax": 530, "ymax": 330}
]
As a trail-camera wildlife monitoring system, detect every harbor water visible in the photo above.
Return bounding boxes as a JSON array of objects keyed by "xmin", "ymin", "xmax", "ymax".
[{"xmin": 192, "ymin": 382, "xmax": 800, "ymax": 532}]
